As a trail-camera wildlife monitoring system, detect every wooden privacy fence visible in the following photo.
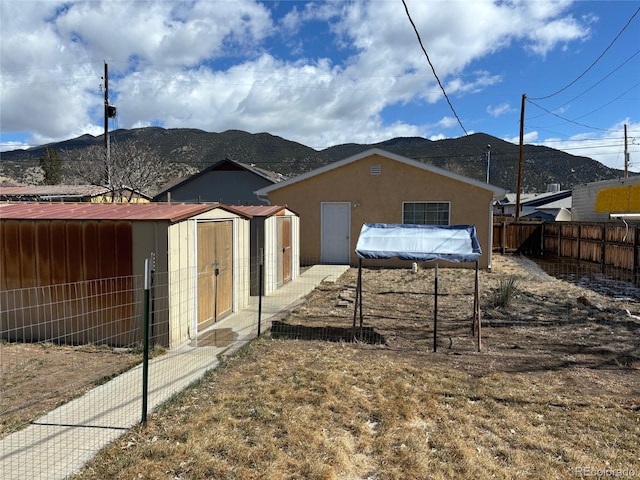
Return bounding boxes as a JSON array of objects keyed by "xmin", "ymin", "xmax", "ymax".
[
  {"xmin": 493, "ymin": 219, "xmax": 640, "ymax": 284},
  {"xmin": 492, "ymin": 219, "xmax": 543, "ymax": 256}
]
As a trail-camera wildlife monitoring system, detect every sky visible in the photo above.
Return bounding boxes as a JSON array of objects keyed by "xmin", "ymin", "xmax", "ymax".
[{"xmin": 1, "ymin": 0, "xmax": 639, "ymax": 173}]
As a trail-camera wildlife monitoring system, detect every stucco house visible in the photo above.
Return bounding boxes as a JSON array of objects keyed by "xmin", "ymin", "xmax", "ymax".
[
  {"xmin": 256, "ymin": 148, "xmax": 505, "ymax": 269},
  {"xmin": 153, "ymin": 158, "xmax": 286, "ymax": 204}
]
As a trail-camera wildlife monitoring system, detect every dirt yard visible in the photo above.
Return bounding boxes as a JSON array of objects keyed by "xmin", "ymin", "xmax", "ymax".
[
  {"xmin": 0, "ymin": 343, "xmax": 142, "ymax": 437},
  {"xmin": 73, "ymin": 254, "xmax": 640, "ymax": 480},
  {"xmin": 279, "ymin": 254, "xmax": 639, "ymax": 390},
  {"xmin": 3, "ymin": 254, "xmax": 639, "ymax": 454}
]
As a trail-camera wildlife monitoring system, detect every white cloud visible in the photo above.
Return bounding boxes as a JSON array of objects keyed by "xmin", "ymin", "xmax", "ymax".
[
  {"xmin": 505, "ymin": 131, "xmax": 539, "ymax": 144},
  {"xmin": 526, "ymin": 16, "xmax": 590, "ymax": 56},
  {"xmin": 0, "ymin": 0, "xmax": 611, "ymax": 155},
  {"xmin": 539, "ymin": 121, "xmax": 640, "ymax": 172},
  {"xmin": 437, "ymin": 117, "xmax": 459, "ymax": 129},
  {"xmin": 505, "ymin": 121, "xmax": 640, "ymax": 172},
  {"xmin": 0, "ymin": 141, "xmax": 31, "ymax": 152},
  {"xmin": 487, "ymin": 103, "xmax": 513, "ymax": 117}
]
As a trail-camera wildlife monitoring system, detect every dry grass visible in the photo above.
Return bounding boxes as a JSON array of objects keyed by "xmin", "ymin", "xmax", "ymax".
[
  {"xmin": 68, "ymin": 255, "xmax": 639, "ymax": 478},
  {"xmin": 0, "ymin": 342, "xmax": 143, "ymax": 438},
  {"xmin": 73, "ymin": 340, "xmax": 639, "ymax": 479}
]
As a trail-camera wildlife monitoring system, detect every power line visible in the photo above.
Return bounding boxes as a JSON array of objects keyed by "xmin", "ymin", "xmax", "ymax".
[
  {"xmin": 527, "ymin": 48, "xmax": 640, "ymax": 121},
  {"xmin": 401, "ymin": 0, "xmax": 468, "ymax": 136},
  {"xmin": 526, "ymin": 79, "xmax": 640, "ymax": 135},
  {"xmin": 529, "ymin": 5, "xmax": 640, "ymax": 101},
  {"xmin": 527, "ymin": 98, "xmax": 610, "ymax": 132},
  {"xmin": 572, "ymin": 81, "xmax": 640, "ymax": 121}
]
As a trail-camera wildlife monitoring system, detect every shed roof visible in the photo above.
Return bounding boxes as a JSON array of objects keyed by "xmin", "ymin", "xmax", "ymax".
[
  {"xmin": 355, "ymin": 223, "xmax": 482, "ymax": 263},
  {"xmin": 0, "ymin": 185, "xmax": 151, "ymax": 199},
  {"xmin": 0, "ymin": 185, "xmax": 108, "ymax": 196},
  {"xmin": 256, "ymin": 148, "xmax": 506, "ymax": 197},
  {"xmin": 0, "ymin": 202, "xmax": 243, "ymax": 223},
  {"xmin": 229, "ymin": 205, "xmax": 298, "ymax": 217}
]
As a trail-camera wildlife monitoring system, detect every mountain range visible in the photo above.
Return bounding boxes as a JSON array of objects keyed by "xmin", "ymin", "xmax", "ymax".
[{"xmin": 0, "ymin": 127, "xmax": 629, "ymax": 193}]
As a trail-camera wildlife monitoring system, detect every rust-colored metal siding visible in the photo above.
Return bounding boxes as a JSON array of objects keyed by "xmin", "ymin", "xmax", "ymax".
[
  {"xmin": 1, "ymin": 219, "xmax": 132, "ymax": 285},
  {"xmin": 0, "ymin": 219, "xmax": 135, "ymax": 345}
]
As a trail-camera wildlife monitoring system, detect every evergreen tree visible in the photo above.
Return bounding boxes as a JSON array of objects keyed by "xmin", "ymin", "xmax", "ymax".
[{"xmin": 39, "ymin": 147, "xmax": 63, "ymax": 185}]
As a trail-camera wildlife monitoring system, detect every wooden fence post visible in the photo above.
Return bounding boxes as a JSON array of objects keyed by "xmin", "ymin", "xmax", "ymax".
[
  {"xmin": 601, "ymin": 224, "xmax": 606, "ymax": 270},
  {"xmin": 501, "ymin": 221, "xmax": 506, "ymax": 255},
  {"xmin": 577, "ymin": 224, "xmax": 582, "ymax": 262},
  {"xmin": 634, "ymin": 224, "xmax": 639, "ymax": 286}
]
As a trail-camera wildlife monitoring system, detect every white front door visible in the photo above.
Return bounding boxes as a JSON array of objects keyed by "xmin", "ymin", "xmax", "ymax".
[{"xmin": 321, "ymin": 202, "xmax": 351, "ymax": 264}]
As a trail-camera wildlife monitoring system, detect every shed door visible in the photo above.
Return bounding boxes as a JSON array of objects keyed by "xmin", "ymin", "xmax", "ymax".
[
  {"xmin": 321, "ymin": 202, "xmax": 351, "ymax": 264},
  {"xmin": 197, "ymin": 221, "xmax": 233, "ymax": 330},
  {"xmin": 277, "ymin": 216, "xmax": 292, "ymax": 287}
]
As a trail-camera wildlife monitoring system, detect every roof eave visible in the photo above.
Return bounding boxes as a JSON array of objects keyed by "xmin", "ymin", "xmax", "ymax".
[{"xmin": 256, "ymin": 148, "xmax": 507, "ymax": 196}]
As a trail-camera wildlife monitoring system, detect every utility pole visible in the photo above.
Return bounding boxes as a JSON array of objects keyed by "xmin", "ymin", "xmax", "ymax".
[
  {"xmin": 624, "ymin": 124, "xmax": 629, "ymax": 178},
  {"xmin": 103, "ymin": 62, "xmax": 111, "ymax": 186},
  {"xmin": 485, "ymin": 144, "xmax": 491, "ymax": 183},
  {"xmin": 515, "ymin": 94, "xmax": 526, "ymax": 219},
  {"xmin": 103, "ymin": 62, "xmax": 117, "ymax": 187}
]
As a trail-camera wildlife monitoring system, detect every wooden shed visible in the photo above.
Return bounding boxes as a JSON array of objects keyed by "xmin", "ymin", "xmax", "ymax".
[
  {"xmin": 0, "ymin": 203, "xmax": 250, "ymax": 349},
  {"xmin": 231, "ymin": 205, "xmax": 300, "ymax": 296}
]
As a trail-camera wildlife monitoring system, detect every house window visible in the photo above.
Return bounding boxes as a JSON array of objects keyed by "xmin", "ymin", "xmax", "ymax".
[
  {"xmin": 370, "ymin": 164, "xmax": 381, "ymax": 175},
  {"xmin": 403, "ymin": 202, "xmax": 450, "ymax": 225}
]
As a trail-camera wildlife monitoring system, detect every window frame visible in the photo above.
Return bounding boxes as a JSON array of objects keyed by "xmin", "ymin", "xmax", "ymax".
[{"xmin": 401, "ymin": 201, "xmax": 451, "ymax": 226}]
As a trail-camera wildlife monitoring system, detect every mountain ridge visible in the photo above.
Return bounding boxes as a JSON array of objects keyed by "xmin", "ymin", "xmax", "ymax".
[{"xmin": 0, "ymin": 128, "xmax": 629, "ymax": 193}]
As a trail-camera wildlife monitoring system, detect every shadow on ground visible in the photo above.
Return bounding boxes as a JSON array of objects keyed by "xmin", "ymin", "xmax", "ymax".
[{"xmin": 270, "ymin": 320, "xmax": 385, "ymax": 344}]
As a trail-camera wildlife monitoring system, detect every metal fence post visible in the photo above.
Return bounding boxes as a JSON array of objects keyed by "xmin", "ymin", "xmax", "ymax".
[
  {"xmin": 258, "ymin": 248, "xmax": 263, "ymax": 336},
  {"xmin": 141, "ymin": 255, "xmax": 153, "ymax": 424},
  {"xmin": 433, "ymin": 263, "xmax": 438, "ymax": 353}
]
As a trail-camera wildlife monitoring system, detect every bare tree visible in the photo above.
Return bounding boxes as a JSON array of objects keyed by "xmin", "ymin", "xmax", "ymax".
[
  {"xmin": 63, "ymin": 144, "xmax": 105, "ymax": 186},
  {"xmin": 63, "ymin": 141, "xmax": 172, "ymax": 200}
]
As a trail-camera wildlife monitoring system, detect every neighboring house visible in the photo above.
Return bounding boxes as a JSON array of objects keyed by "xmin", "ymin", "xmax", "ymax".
[
  {"xmin": 0, "ymin": 185, "xmax": 151, "ymax": 203},
  {"xmin": 572, "ymin": 176, "xmax": 640, "ymax": 222},
  {"xmin": 256, "ymin": 148, "xmax": 505, "ymax": 269},
  {"xmin": 231, "ymin": 205, "xmax": 300, "ymax": 296},
  {"xmin": 153, "ymin": 158, "xmax": 286, "ymax": 205},
  {"xmin": 0, "ymin": 202, "xmax": 250, "ymax": 349},
  {"xmin": 521, "ymin": 204, "xmax": 572, "ymax": 221},
  {"xmin": 518, "ymin": 190, "xmax": 573, "ymax": 221},
  {"xmin": 493, "ymin": 193, "xmax": 537, "ymax": 216},
  {"xmin": 493, "ymin": 188, "xmax": 572, "ymax": 218}
]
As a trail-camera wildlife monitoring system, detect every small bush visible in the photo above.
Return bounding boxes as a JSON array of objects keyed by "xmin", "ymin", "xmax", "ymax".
[{"xmin": 492, "ymin": 276, "xmax": 518, "ymax": 308}]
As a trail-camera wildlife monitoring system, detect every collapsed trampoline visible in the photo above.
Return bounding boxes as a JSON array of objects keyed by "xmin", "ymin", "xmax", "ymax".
[{"xmin": 353, "ymin": 223, "xmax": 483, "ymax": 352}]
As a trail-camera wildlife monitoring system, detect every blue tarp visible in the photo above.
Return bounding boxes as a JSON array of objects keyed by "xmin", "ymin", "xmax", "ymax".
[{"xmin": 355, "ymin": 223, "xmax": 482, "ymax": 263}]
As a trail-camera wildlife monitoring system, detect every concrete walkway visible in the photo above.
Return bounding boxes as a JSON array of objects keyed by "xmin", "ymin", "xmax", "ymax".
[{"xmin": 0, "ymin": 265, "xmax": 349, "ymax": 480}]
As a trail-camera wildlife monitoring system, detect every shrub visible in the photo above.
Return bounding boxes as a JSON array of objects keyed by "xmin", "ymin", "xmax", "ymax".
[{"xmin": 492, "ymin": 276, "xmax": 518, "ymax": 308}]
